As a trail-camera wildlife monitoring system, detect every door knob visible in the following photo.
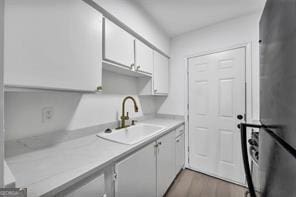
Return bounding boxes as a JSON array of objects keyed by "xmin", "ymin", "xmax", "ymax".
[{"xmin": 237, "ymin": 114, "xmax": 243, "ymax": 120}]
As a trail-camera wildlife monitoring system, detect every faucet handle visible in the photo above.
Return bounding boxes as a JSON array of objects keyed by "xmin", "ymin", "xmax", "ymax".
[{"xmin": 131, "ymin": 120, "xmax": 138, "ymax": 125}]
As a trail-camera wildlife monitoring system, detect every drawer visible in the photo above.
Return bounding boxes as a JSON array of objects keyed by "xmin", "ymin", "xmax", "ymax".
[{"xmin": 175, "ymin": 125, "xmax": 185, "ymax": 137}]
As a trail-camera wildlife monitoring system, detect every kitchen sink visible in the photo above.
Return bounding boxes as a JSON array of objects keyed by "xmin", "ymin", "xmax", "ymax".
[{"xmin": 97, "ymin": 123, "xmax": 165, "ymax": 145}]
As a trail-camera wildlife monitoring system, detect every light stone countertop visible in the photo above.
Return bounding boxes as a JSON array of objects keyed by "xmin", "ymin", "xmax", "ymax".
[{"xmin": 5, "ymin": 118, "xmax": 184, "ymax": 197}]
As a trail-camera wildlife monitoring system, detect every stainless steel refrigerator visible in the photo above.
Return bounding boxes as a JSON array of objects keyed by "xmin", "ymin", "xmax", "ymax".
[{"xmin": 240, "ymin": 0, "xmax": 296, "ymax": 196}]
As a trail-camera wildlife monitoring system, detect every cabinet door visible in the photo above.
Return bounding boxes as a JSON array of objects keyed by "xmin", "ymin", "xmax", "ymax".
[
  {"xmin": 157, "ymin": 131, "xmax": 175, "ymax": 197},
  {"xmin": 64, "ymin": 175, "xmax": 105, "ymax": 197},
  {"xmin": 175, "ymin": 133, "xmax": 185, "ymax": 175},
  {"xmin": 4, "ymin": 0, "xmax": 102, "ymax": 91},
  {"xmin": 135, "ymin": 40, "xmax": 153, "ymax": 74},
  {"xmin": 153, "ymin": 51, "xmax": 169, "ymax": 95},
  {"xmin": 116, "ymin": 142, "xmax": 157, "ymax": 197},
  {"xmin": 103, "ymin": 19, "xmax": 135, "ymax": 68}
]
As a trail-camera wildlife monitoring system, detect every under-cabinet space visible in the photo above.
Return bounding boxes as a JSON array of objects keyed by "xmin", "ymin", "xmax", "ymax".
[{"xmin": 4, "ymin": 0, "xmax": 102, "ymax": 92}]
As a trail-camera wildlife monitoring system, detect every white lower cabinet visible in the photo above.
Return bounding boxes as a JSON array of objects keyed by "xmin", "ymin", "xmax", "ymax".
[
  {"xmin": 115, "ymin": 129, "xmax": 178, "ymax": 197},
  {"xmin": 175, "ymin": 132, "xmax": 185, "ymax": 175},
  {"xmin": 115, "ymin": 142, "xmax": 157, "ymax": 197},
  {"xmin": 156, "ymin": 131, "xmax": 176, "ymax": 197}
]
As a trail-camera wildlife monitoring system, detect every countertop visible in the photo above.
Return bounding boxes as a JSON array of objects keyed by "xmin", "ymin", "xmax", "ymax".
[{"xmin": 5, "ymin": 118, "xmax": 184, "ymax": 197}]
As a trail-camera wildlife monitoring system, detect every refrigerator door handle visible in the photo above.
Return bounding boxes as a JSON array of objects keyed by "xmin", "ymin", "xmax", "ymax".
[
  {"xmin": 240, "ymin": 123, "xmax": 296, "ymax": 197},
  {"xmin": 240, "ymin": 123, "xmax": 262, "ymax": 197}
]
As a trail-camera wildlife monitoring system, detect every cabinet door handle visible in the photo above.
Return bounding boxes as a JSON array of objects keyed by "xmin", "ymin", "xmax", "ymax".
[{"xmin": 154, "ymin": 144, "xmax": 158, "ymax": 155}]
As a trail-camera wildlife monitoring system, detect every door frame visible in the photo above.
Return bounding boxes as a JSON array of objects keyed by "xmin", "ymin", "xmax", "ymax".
[
  {"xmin": 0, "ymin": 0, "xmax": 4, "ymax": 187},
  {"xmin": 184, "ymin": 43, "xmax": 252, "ymax": 186}
]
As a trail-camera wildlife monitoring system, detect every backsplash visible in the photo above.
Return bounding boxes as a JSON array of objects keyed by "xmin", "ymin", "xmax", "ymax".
[{"xmin": 4, "ymin": 71, "xmax": 158, "ymax": 141}]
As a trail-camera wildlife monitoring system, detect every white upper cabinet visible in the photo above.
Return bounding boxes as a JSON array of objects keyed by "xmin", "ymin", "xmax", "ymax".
[
  {"xmin": 103, "ymin": 18, "xmax": 135, "ymax": 69},
  {"xmin": 4, "ymin": 0, "xmax": 102, "ymax": 91},
  {"xmin": 153, "ymin": 51, "xmax": 169, "ymax": 95},
  {"xmin": 135, "ymin": 40, "xmax": 153, "ymax": 74}
]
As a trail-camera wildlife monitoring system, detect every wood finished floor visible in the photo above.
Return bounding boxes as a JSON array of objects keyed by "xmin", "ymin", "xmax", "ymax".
[{"xmin": 165, "ymin": 169, "xmax": 247, "ymax": 197}]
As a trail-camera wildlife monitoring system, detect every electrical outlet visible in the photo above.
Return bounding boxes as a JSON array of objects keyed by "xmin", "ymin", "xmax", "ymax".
[{"xmin": 42, "ymin": 107, "xmax": 54, "ymax": 123}]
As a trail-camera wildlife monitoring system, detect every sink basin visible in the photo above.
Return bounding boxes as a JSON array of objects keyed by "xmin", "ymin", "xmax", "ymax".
[{"xmin": 97, "ymin": 123, "xmax": 165, "ymax": 145}]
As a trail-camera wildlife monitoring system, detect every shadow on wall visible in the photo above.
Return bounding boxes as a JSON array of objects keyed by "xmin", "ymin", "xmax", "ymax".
[
  {"xmin": 154, "ymin": 96, "xmax": 167, "ymax": 111},
  {"xmin": 5, "ymin": 91, "xmax": 82, "ymax": 141},
  {"xmin": 4, "ymin": 91, "xmax": 152, "ymax": 141},
  {"xmin": 4, "ymin": 70, "xmax": 167, "ymax": 141},
  {"xmin": 102, "ymin": 70, "xmax": 138, "ymax": 95}
]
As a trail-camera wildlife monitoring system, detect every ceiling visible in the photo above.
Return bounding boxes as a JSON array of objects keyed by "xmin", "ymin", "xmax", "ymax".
[{"xmin": 131, "ymin": 0, "xmax": 266, "ymax": 37}]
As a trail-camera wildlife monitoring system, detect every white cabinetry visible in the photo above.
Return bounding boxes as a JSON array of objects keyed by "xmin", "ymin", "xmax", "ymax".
[
  {"xmin": 175, "ymin": 130, "xmax": 185, "ymax": 175},
  {"xmin": 4, "ymin": 0, "xmax": 102, "ymax": 91},
  {"xmin": 135, "ymin": 40, "xmax": 153, "ymax": 74},
  {"xmin": 153, "ymin": 51, "xmax": 169, "ymax": 95},
  {"xmin": 115, "ymin": 129, "xmax": 178, "ymax": 197},
  {"xmin": 115, "ymin": 142, "xmax": 157, "ymax": 197},
  {"xmin": 103, "ymin": 19, "xmax": 155, "ymax": 78},
  {"xmin": 156, "ymin": 131, "xmax": 175, "ymax": 197},
  {"xmin": 103, "ymin": 18, "xmax": 135, "ymax": 69}
]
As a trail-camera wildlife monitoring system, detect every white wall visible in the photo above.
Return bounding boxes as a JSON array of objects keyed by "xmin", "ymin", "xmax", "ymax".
[
  {"xmin": 5, "ymin": 71, "xmax": 157, "ymax": 141},
  {"xmin": 94, "ymin": 0, "xmax": 170, "ymax": 55},
  {"xmin": 158, "ymin": 13, "xmax": 262, "ymax": 121}
]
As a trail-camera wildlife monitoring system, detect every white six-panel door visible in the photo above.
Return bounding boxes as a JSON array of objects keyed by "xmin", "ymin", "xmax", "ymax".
[{"xmin": 188, "ymin": 47, "xmax": 245, "ymax": 184}]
